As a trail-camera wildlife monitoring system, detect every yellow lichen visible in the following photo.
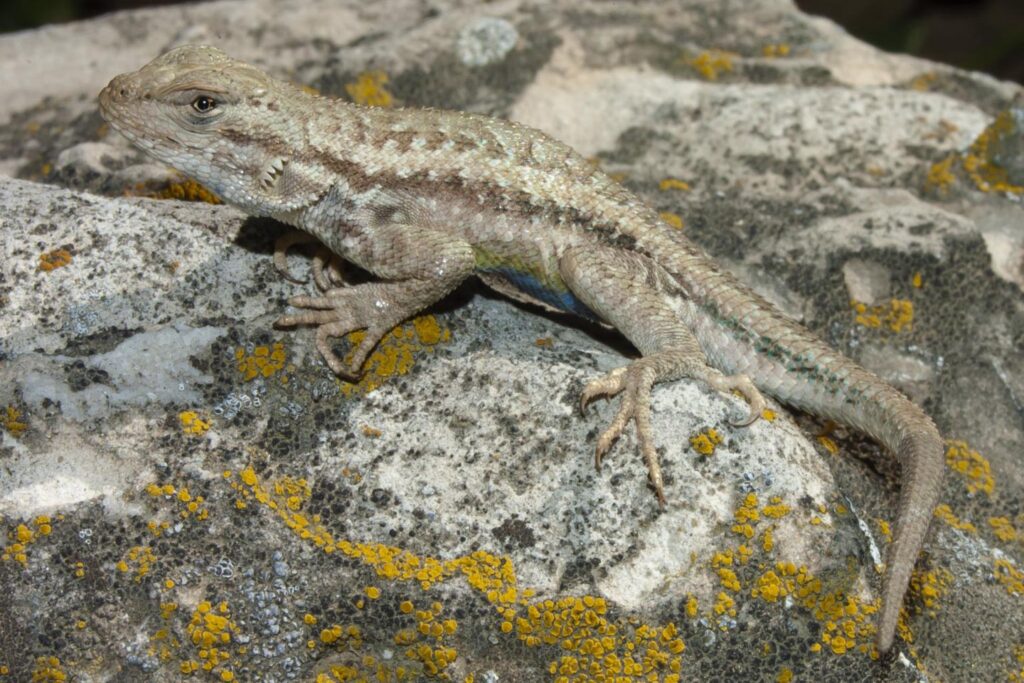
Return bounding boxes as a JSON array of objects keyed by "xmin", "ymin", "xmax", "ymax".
[
  {"xmin": 31, "ymin": 656, "xmax": 66, "ymax": 682},
  {"xmin": 659, "ymin": 211, "xmax": 684, "ymax": 229},
  {"xmin": 38, "ymin": 248, "xmax": 73, "ymax": 272},
  {"xmin": 339, "ymin": 315, "xmax": 451, "ymax": 396},
  {"xmin": 685, "ymin": 594, "xmax": 698, "ymax": 618},
  {"xmin": 716, "ymin": 565, "xmax": 741, "ymax": 592},
  {"xmin": 690, "ymin": 427, "xmax": 722, "ymax": 455},
  {"xmin": 925, "ymin": 155, "xmax": 957, "ymax": 196},
  {"xmin": 2, "ymin": 405, "xmax": 27, "ymax": 438},
  {"xmin": 851, "ymin": 299, "xmax": 913, "ymax": 332},
  {"xmin": 346, "ymin": 71, "xmax": 394, "ymax": 108},
  {"xmin": 933, "ymin": 504, "xmax": 977, "ymax": 533},
  {"xmin": 752, "ymin": 570, "xmax": 785, "ymax": 603},
  {"xmin": 1009, "ymin": 644, "xmax": 1024, "ymax": 682},
  {"xmin": 118, "ymin": 545, "xmax": 158, "ymax": 582},
  {"xmin": 909, "ymin": 72, "xmax": 937, "ymax": 91},
  {"xmin": 994, "ymin": 558, "xmax": 1024, "ymax": 597},
  {"xmin": 229, "ymin": 465, "xmax": 687, "ymax": 679},
  {"xmin": 761, "ymin": 527, "xmax": 774, "ymax": 552},
  {"xmin": 659, "ymin": 178, "xmax": 690, "ymax": 191},
  {"xmin": 235, "ymin": 342, "xmax": 288, "ymax": 382},
  {"xmin": 731, "ymin": 493, "xmax": 759, "ymax": 538},
  {"xmin": 945, "ymin": 440, "xmax": 994, "ymax": 496},
  {"xmin": 145, "ymin": 481, "xmax": 209, "ymax": 521},
  {"xmin": 762, "ymin": 44, "xmax": 791, "ymax": 58},
  {"xmin": 817, "ymin": 435, "xmax": 838, "ymax": 455},
  {"xmin": 723, "ymin": 495, "xmax": 882, "ymax": 657},
  {"xmin": 184, "ymin": 600, "xmax": 238, "ymax": 677},
  {"xmin": 762, "ymin": 498, "xmax": 791, "ymax": 519},
  {"xmin": 990, "ymin": 517, "xmax": 1019, "ymax": 543},
  {"xmin": 925, "ymin": 109, "xmax": 1024, "ymax": 198},
  {"xmin": 962, "ymin": 110, "xmax": 1024, "ymax": 195},
  {"xmin": 179, "ymin": 410, "xmax": 211, "ymax": 436},
  {"xmin": 2, "ymin": 515, "xmax": 55, "ymax": 567},
  {"xmin": 683, "ymin": 50, "xmax": 736, "ymax": 81},
  {"xmin": 273, "ymin": 475, "xmax": 311, "ymax": 512},
  {"xmin": 150, "ymin": 179, "xmax": 222, "ymax": 203},
  {"xmin": 713, "ymin": 591, "xmax": 736, "ymax": 618},
  {"xmin": 907, "ymin": 567, "xmax": 953, "ymax": 616}
]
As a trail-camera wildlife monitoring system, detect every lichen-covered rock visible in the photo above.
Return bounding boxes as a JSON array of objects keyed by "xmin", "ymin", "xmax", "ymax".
[{"xmin": 1, "ymin": 1, "xmax": 1022, "ymax": 681}]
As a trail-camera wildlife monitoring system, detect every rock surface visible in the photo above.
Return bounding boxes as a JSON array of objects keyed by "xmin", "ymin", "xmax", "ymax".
[{"xmin": 1, "ymin": 1, "xmax": 1023, "ymax": 681}]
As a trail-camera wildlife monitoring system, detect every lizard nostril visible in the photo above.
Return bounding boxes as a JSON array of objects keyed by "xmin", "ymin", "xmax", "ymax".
[{"xmin": 120, "ymin": 88, "xmax": 127, "ymax": 97}]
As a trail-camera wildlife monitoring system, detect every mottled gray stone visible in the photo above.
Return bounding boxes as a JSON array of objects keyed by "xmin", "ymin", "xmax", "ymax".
[{"xmin": 1, "ymin": 1, "xmax": 1022, "ymax": 681}]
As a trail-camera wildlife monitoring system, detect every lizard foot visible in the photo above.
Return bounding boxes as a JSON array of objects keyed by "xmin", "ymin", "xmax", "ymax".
[
  {"xmin": 580, "ymin": 362, "xmax": 767, "ymax": 506},
  {"xmin": 274, "ymin": 273, "xmax": 456, "ymax": 382},
  {"xmin": 581, "ymin": 361, "xmax": 666, "ymax": 507},
  {"xmin": 274, "ymin": 287, "xmax": 394, "ymax": 380}
]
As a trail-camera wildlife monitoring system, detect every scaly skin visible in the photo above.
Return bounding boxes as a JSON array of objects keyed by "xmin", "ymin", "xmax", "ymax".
[{"xmin": 99, "ymin": 45, "xmax": 944, "ymax": 653}]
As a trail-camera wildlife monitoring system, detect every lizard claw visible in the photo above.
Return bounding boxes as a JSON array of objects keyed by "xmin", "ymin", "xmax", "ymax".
[
  {"xmin": 729, "ymin": 408, "xmax": 761, "ymax": 428},
  {"xmin": 708, "ymin": 373, "xmax": 766, "ymax": 428}
]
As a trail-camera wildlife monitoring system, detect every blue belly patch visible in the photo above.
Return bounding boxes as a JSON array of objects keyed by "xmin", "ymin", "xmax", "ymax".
[{"xmin": 483, "ymin": 267, "xmax": 599, "ymax": 321}]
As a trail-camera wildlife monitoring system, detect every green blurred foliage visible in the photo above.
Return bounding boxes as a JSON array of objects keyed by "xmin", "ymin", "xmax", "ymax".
[{"xmin": 1, "ymin": 0, "xmax": 77, "ymax": 32}]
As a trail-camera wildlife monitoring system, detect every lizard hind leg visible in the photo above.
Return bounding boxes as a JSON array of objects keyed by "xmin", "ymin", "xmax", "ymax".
[
  {"xmin": 273, "ymin": 229, "xmax": 345, "ymax": 290},
  {"xmin": 561, "ymin": 245, "xmax": 766, "ymax": 505}
]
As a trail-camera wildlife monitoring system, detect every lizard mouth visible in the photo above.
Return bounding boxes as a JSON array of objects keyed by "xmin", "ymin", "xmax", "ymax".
[{"xmin": 260, "ymin": 157, "xmax": 288, "ymax": 190}]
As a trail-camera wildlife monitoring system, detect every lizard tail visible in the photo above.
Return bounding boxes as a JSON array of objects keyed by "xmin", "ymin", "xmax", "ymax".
[{"xmin": 873, "ymin": 403, "xmax": 944, "ymax": 653}]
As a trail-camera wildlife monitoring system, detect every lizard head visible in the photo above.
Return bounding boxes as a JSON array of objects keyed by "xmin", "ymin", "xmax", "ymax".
[{"xmin": 99, "ymin": 45, "xmax": 326, "ymax": 216}]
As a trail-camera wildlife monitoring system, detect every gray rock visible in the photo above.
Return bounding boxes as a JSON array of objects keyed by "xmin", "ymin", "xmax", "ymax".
[{"xmin": 1, "ymin": 1, "xmax": 1022, "ymax": 681}]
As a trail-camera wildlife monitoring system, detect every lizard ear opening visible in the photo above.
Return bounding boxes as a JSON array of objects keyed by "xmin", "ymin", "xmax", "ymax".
[
  {"xmin": 259, "ymin": 157, "xmax": 289, "ymax": 191},
  {"xmin": 257, "ymin": 157, "xmax": 329, "ymax": 209}
]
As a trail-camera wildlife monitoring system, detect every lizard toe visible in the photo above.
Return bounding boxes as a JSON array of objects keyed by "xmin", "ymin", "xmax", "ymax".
[
  {"xmin": 275, "ymin": 309, "xmax": 342, "ymax": 327},
  {"xmin": 288, "ymin": 292, "xmax": 347, "ymax": 310},
  {"xmin": 579, "ymin": 367, "xmax": 627, "ymax": 414},
  {"xmin": 273, "ymin": 230, "xmax": 319, "ymax": 284},
  {"xmin": 315, "ymin": 323, "xmax": 361, "ymax": 380},
  {"xmin": 594, "ymin": 396, "xmax": 632, "ymax": 469},
  {"xmin": 312, "ymin": 249, "xmax": 346, "ymax": 292},
  {"xmin": 708, "ymin": 373, "xmax": 767, "ymax": 428}
]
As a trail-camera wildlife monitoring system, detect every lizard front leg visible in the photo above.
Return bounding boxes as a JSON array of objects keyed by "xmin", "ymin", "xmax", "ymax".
[
  {"xmin": 560, "ymin": 246, "xmax": 766, "ymax": 505},
  {"xmin": 275, "ymin": 222, "xmax": 474, "ymax": 379}
]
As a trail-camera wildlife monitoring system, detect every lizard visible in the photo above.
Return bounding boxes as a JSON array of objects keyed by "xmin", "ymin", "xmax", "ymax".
[{"xmin": 98, "ymin": 44, "xmax": 945, "ymax": 654}]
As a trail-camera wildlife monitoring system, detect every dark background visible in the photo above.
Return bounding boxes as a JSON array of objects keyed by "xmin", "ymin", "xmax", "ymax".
[{"xmin": 1, "ymin": 0, "xmax": 1022, "ymax": 84}]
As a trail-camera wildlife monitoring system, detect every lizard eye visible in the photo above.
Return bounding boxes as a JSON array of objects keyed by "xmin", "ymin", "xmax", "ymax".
[{"xmin": 191, "ymin": 95, "xmax": 217, "ymax": 113}]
